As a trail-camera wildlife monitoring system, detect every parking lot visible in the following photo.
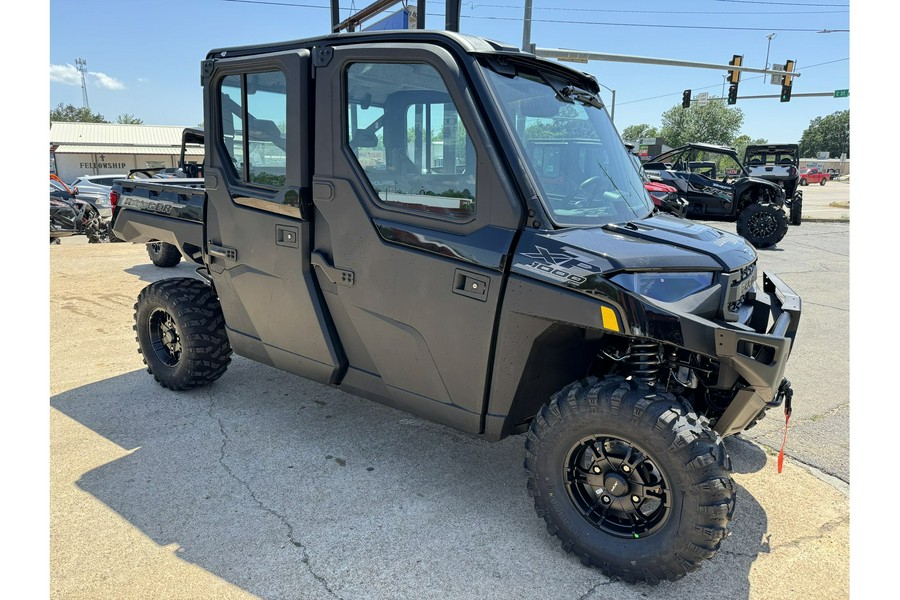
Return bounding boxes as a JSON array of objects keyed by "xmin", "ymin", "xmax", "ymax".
[{"xmin": 49, "ymin": 188, "xmax": 850, "ymax": 600}]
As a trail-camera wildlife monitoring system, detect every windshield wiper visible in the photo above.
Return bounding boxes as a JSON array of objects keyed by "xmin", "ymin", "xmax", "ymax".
[{"xmin": 561, "ymin": 85, "xmax": 603, "ymax": 109}]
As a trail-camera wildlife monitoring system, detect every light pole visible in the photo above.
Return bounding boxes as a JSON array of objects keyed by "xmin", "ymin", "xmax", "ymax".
[
  {"xmin": 764, "ymin": 33, "xmax": 776, "ymax": 86},
  {"xmin": 597, "ymin": 82, "xmax": 616, "ymax": 123}
]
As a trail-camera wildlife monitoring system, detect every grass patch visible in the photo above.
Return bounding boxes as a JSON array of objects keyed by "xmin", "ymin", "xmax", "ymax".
[{"xmin": 829, "ymin": 201, "xmax": 850, "ymax": 209}]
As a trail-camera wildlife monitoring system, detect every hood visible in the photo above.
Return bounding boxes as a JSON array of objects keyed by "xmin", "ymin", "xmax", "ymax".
[{"xmin": 512, "ymin": 216, "xmax": 756, "ymax": 288}]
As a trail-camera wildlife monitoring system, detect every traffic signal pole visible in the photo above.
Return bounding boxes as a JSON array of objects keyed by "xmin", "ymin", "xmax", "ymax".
[{"xmin": 532, "ymin": 47, "xmax": 798, "ymax": 82}]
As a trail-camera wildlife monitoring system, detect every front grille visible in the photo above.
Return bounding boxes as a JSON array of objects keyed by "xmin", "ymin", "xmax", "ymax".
[{"xmin": 721, "ymin": 261, "xmax": 757, "ymax": 322}]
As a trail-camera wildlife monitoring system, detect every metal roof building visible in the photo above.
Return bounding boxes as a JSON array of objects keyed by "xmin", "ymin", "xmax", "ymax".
[{"xmin": 50, "ymin": 122, "xmax": 205, "ymax": 184}]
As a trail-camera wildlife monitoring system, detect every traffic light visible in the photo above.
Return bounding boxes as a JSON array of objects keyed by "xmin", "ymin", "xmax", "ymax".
[
  {"xmin": 780, "ymin": 59, "xmax": 795, "ymax": 102},
  {"xmin": 727, "ymin": 55, "xmax": 743, "ymax": 84},
  {"xmin": 726, "ymin": 55, "xmax": 742, "ymax": 105},
  {"xmin": 727, "ymin": 84, "xmax": 738, "ymax": 105},
  {"xmin": 682, "ymin": 89, "xmax": 691, "ymax": 109}
]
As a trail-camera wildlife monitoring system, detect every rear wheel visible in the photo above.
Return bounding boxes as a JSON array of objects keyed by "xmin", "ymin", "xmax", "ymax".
[
  {"xmin": 134, "ymin": 278, "xmax": 232, "ymax": 390},
  {"xmin": 736, "ymin": 202, "xmax": 788, "ymax": 248},
  {"xmin": 819, "ymin": 178, "xmax": 827, "ymax": 186},
  {"xmin": 147, "ymin": 241, "xmax": 182, "ymax": 267},
  {"xmin": 524, "ymin": 377, "xmax": 735, "ymax": 584},
  {"xmin": 799, "ymin": 178, "xmax": 808, "ymax": 186},
  {"xmin": 789, "ymin": 193, "xmax": 803, "ymax": 226}
]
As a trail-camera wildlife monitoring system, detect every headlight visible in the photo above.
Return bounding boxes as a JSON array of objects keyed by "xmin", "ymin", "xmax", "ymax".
[
  {"xmin": 611, "ymin": 271, "xmax": 714, "ymax": 303},
  {"xmin": 96, "ymin": 196, "xmax": 111, "ymax": 207}
]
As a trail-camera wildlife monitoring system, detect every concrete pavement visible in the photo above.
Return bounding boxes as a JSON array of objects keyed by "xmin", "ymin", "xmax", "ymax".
[
  {"xmin": 48, "ymin": 204, "xmax": 852, "ymax": 599},
  {"xmin": 790, "ymin": 179, "xmax": 849, "ymax": 222}
]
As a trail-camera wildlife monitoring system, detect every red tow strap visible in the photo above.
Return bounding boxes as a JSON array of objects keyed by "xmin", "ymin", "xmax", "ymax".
[
  {"xmin": 776, "ymin": 379, "xmax": 793, "ymax": 474},
  {"xmin": 777, "ymin": 412, "xmax": 790, "ymax": 474}
]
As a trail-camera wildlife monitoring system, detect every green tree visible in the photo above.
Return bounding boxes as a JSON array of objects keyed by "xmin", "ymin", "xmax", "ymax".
[
  {"xmin": 50, "ymin": 103, "xmax": 107, "ymax": 123},
  {"xmin": 620, "ymin": 124, "xmax": 659, "ymax": 142},
  {"xmin": 658, "ymin": 102, "xmax": 744, "ymax": 148},
  {"xmin": 116, "ymin": 113, "xmax": 143, "ymax": 125},
  {"xmin": 799, "ymin": 110, "xmax": 849, "ymax": 159}
]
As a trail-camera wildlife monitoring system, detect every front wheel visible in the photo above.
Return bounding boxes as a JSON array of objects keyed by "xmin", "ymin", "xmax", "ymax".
[
  {"xmin": 84, "ymin": 208, "xmax": 103, "ymax": 244},
  {"xmin": 736, "ymin": 202, "xmax": 788, "ymax": 248},
  {"xmin": 134, "ymin": 278, "xmax": 232, "ymax": 390},
  {"xmin": 147, "ymin": 241, "xmax": 182, "ymax": 267},
  {"xmin": 524, "ymin": 377, "xmax": 735, "ymax": 584}
]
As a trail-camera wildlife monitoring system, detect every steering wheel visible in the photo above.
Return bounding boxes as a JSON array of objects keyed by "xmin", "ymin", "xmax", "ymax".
[{"xmin": 563, "ymin": 175, "xmax": 609, "ymax": 207}]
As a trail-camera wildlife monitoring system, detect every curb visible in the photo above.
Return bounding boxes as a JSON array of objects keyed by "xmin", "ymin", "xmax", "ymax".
[{"xmin": 800, "ymin": 218, "xmax": 850, "ymax": 223}]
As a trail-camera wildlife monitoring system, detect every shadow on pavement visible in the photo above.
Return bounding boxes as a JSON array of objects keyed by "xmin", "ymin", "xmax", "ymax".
[{"xmin": 52, "ymin": 359, "xmax": 770, "ymax": 600}]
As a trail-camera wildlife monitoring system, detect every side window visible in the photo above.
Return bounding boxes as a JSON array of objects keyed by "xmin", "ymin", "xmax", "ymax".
[
  {"xmin": 346, "ymin": 62, "xmax": 476, "ymax": 220},
  {"xmin": 221, "ymin": 75, "xmax": 245, "ymax": 175},
  {"xmin": 219, "ymin": 70, "xmax": 287, "ymax": 189}
]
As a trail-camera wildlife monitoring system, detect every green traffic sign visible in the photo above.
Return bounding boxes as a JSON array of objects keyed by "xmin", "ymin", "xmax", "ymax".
[{"xmin": 834, "ymin": 89, "xmax": 849, "ymax": 98}]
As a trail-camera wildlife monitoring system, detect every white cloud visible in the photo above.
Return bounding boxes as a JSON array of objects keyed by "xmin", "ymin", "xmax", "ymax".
[
  {"xmin": 90, "ymin": 72, "xmax": 125, "ymax": 90},
  {"xmin": 49, "ymin": 64, "xmax": 82, "ymax": 86},
  {"xmin": 49, "ymin": 63, "xmax": 125, "ymax": 90}
]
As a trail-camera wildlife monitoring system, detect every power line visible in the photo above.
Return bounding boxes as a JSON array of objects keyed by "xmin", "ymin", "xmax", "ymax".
[
  {"xmin": 713, "ymin": 0, "xmax": 848, "ymax": 6},
  {"xmin": 210, "ymin": 0, "xmax": 848, "ymax": 32},
  {"xmin": 462, "ymin": 2, "xmax": 847, "ymax": 15}
]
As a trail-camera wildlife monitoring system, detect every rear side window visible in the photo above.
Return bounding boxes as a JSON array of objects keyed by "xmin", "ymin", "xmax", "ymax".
[
  {"xmin": 219, "ymin": 70, "xmax": 287, "ymax": 188},
  {"xmin": 345, "ymin": 62, "xmax": 477, "ymax": 220}
]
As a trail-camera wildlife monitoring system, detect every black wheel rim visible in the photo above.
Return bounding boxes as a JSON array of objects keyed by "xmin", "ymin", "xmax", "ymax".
[
  {"xmin": 747, "ymin": 210, "xmax": 777, "ymax": 238},
  {"xmin": 149, "ymin": 242, "xmax": 162, "ymax": 256},
  {"xmin": 148, "ymin": 308, "xmax": 182, "ymax": 367},
  {"xmin": 564, "ymin": 435, "xmax": 670, "ymax": 539}
]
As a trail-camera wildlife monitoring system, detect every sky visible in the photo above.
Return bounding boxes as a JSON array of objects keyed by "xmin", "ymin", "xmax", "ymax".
[{"xmin": 46, "ymin": 0, "xmax": 851, "ymax": 145}]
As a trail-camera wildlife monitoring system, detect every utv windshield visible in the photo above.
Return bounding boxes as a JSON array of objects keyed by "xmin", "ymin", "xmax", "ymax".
[{"xmin": 481, "ymin": 62, "xmax": 652, "ymax": 226}]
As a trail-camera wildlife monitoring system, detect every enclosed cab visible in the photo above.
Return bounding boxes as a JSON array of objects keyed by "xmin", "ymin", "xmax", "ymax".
[{"xmin": 113, "ymin": 30, "xmax": 801, "ymax": 584}]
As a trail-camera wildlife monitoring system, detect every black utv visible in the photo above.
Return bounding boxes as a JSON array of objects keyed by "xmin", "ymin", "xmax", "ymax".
[
  {"xmin": 112, "ymin": 29, "xmax": 801, "ymax": 584},
  {"xmin": 644, "ymin": 143, "xmax": 790, "ymax": 248}
]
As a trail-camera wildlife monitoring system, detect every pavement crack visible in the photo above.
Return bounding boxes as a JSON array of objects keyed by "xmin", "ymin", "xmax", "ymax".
[
  {"xmin": 576, "ymin": 578, "xmax": 614, "ymax": 599},
  {"xmin": 206, "ymin": 396, "xmax": 345, "ymax": 600},
  {"xmin": 767, "ymin": 515, "xmax": 849, "ymax": 552}
]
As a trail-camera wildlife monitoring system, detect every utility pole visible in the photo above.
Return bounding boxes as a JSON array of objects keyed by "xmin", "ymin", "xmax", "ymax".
[
  {"xmin": 75, "ymin": 58, "xmax": 89, "ymax": 110},
  {"xmin": 522, "ymin": 0, "xmax": 533, "ymax": 51}
]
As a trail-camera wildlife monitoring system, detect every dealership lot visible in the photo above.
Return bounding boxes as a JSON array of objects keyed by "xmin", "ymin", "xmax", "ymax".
[{"xmin": 49, "ymin": 192, "xmax": 850, "ymax": 599}]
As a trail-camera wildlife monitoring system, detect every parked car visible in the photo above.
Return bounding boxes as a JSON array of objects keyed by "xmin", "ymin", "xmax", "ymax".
[
  {"xmin": 70, "ymin": 174, "xmax": 126, "ymax": 197},
  {"xmin": 799, "ymin": 167, "xmax": 830, "ymax": 186}
]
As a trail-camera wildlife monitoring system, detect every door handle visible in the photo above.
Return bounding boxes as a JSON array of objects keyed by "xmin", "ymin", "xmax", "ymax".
[
  {"xmin": 311, "ymin": 252, "xmax": 355, "ymax": 287},
  {"xmin": 208, "ymin": 242, "xmax": 237, "ymax": 261},
  {"xmin": 453, "ymin": 269, "xmax": 489, "ymax": 301}
]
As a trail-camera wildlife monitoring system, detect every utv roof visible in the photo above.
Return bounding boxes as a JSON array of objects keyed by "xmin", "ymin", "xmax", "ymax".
[
  {"xmin": 744, "ymin": 144, "xmax": 799, "ymax": 152},
  {"xmin": 669, "ymin": 143, "xmax": 737, "ymax": 154},
  {"xmin": 647, "ymin": 143, "xmax": 739, "ymax": 164},
  {"xmin": 204, "ymin": 30, "xmax": 600, "ymax": 94},
  {"xmin": 207, "ymin": 29, "xmax": 519, "ymax": 58}
]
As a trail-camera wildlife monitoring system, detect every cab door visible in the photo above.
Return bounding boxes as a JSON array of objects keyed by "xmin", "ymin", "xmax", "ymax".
[
  {"xmin": 202, "ymin": 50, "xmax": 342, "ymax": 384},
  {"xmin": 310, "ymin": 45, "xmax": 524, "ymax": 433}
]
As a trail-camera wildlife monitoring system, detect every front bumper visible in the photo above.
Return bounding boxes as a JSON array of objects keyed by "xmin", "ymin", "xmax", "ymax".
[{"xmin": 711, "ymin": 272, "xmax": 801, "ymax": 436}]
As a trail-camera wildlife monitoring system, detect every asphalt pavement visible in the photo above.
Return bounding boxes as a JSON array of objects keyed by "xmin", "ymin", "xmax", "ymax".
[{"xmin": 48, "ymin": 185, "xmax": 853, "ymax": 600}]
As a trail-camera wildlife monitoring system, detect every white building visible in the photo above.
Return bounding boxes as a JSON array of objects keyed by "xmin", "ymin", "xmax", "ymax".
[{"xmin": 50, "ymin": 122, "xmax": 205, "ymax": 184}]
